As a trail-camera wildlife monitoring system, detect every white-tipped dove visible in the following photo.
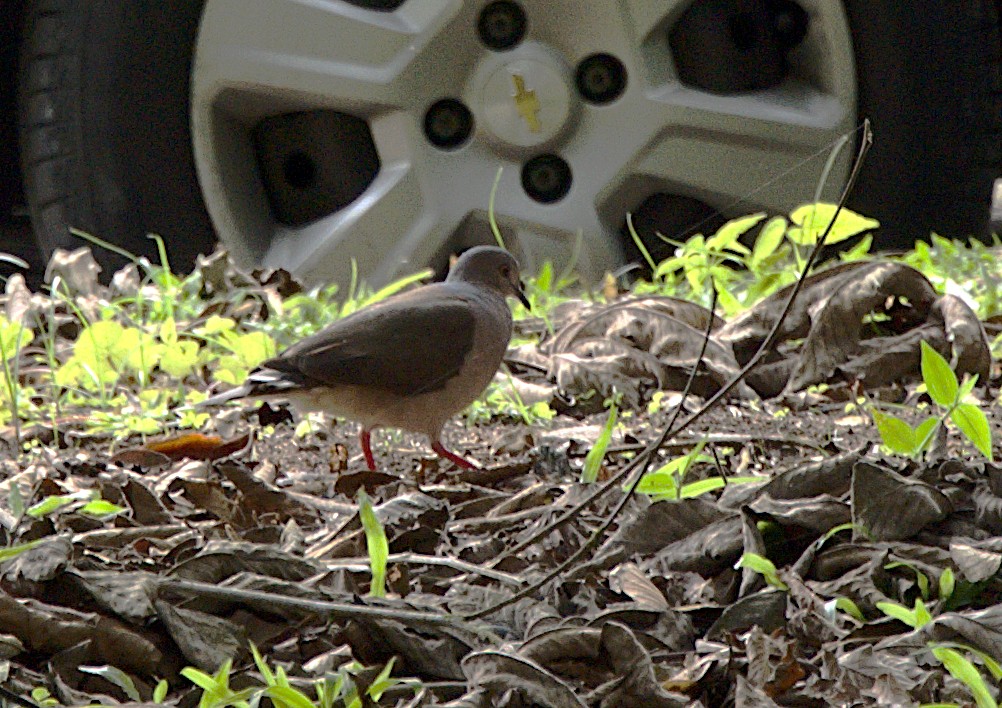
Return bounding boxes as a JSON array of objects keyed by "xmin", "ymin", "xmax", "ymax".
[{"xmin": 205, "ymin": 246, "xmax": 530, "ymax": 470}]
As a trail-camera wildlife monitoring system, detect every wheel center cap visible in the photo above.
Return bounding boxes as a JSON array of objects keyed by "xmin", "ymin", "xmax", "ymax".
[{"xmin": 474, "ymin": 44, "xmax": 575, "ymax": 151}]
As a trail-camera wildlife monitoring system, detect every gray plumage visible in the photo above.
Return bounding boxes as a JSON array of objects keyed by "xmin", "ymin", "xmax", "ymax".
[{"xmin": 204, "ymin": 246, "xmax": 529, "ymax": 470}]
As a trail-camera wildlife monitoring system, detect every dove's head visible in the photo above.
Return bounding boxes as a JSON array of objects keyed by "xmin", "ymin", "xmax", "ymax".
[{"xmin": 448, "ymin": 246, "xmax": 530, "ymax": 310}]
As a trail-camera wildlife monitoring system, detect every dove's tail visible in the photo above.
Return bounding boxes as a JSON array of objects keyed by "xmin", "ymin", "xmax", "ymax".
[{"xmin": 198, "ymin": 369, "xmax": 307, "ymax": 408}]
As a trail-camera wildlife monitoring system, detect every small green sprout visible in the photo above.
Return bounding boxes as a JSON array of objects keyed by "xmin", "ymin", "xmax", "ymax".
[
  {"xmin": 873, "ymin": 340, "xmax": 993, "ymax": 461},
  {"xmin": 357, "ymin": 490, "xmax": 389, "ymax": 598}
]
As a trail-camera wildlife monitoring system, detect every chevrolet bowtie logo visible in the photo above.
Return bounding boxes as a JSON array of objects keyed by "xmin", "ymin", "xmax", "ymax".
[{"xmin": 511, "ymin": 74, "xmax": 541, "ymax": 133}]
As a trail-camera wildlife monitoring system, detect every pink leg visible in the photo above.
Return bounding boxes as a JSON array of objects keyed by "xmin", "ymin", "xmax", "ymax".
[
  {"xmin": 432, "ymin": 441, "xmax": 478, "ymax": 470},
  {"xmin": 360, "ymin": 430, "xmax": 376, "ymax": 471}
]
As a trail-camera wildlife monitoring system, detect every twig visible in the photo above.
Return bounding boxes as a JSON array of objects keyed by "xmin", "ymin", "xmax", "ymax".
[
  {"xmin": 159, "ymin": 578, "xmax": 501, "ymax": 641},
  {"xmin": 574, "ymin": 432, "xmax": 827, "ymax": 457},
  {"xmin": 465, "ymin": 120, "xmax": 874, "ymax": 620},
  {"xmin": 321, "ymin": 552, "xmax": 523, "ymax": 586}
]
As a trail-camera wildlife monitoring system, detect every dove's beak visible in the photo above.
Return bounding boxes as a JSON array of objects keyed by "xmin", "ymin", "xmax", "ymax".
[{"xmin": 515, "ymin": 280, "xmax": 531, "ymax": 310}]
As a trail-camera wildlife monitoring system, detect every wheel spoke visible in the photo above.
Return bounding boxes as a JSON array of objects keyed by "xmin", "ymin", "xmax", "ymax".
[
  {"xmin": 631, "ymin": 84, "xmax": 855, "ymax": 213},
  {"xmin": 260, "ymin": 158, "xmax": 459, "ymax": 286},
  {"xmin": 194, "ymin": 0, "xmax": 458, "ymax": 114}
]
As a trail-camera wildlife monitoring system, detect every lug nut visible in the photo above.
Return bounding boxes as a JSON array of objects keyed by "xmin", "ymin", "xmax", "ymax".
[
  {"xmin": 478, "ymin": 1, "xmax": 527, "ymax": 51},
  {"xmin": 424, "ymin": 99, "xmax": 474, "ymax": 149},
  {"xmin": 576, "ymin": 53, "xmax": 627, "ymax": 104},
  {"xmin": 522, "ymin": 154, "xmax": 571, "ymax": 203}
]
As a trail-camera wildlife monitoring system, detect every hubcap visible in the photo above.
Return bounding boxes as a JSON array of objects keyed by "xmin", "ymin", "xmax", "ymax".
[{"xmin": 191, "ymin": 0, "xmax": 856, "ymax": 286}]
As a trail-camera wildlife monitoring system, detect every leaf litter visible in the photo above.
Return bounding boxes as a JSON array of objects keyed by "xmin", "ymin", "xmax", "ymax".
[{"xmin": 0, "ymin": 246, "xmax": 999, "ymax": 706}]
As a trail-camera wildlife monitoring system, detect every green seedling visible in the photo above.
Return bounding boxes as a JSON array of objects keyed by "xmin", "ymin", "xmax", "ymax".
[
  {"xmin": 904, "ymin": 234, "xmax": 1002, "ymax": 320},
  {"xmin": 632, "ymin": 441, "xmax": 758, "ymax": 500},
  {"xmin": 357, "ymin": 490, "xmax": 388, "ymax": 598},
  {"xmin": 736, "ymin": 552, "xmax": 788, "ymax": 591},
  {"xmin": 625, "ymin": 204, "xmax": 879, "ymax": 316},
  {"xmin": 939, "ymin": 568, "xmax": 956, "ymax": 602},
  {"xmin": 581, "ymin": 400, "xmax": 618, "ymax": 483},
  {"xmin": 182, "ymin": 645, "xmax": 416, "ymax": 708},
  {"xmin": 873, "ymin": 340, "xmax": 993, "ymax": 461},
  {"xmin": 875, "ymin": 597, "xmax": 933, "ymax": 629},
  {"xmin": 153, "ymin": 679, "xmax": 169, "ymax": 703},
  {"xmin": 823, "ymin": 596, "xmax": 865, "ymax": 622},
  {"xmin": 30, "ymin": 687, "xmax": 59, "ymax": 707},
  {"xmin": 930, "ymin": 644, "xmax": 1001, "ymax": 708},
  {"xmin": 27, "ymin": 490, "xmax": 125, "ymax": 519},
  {"xmin": 181, "ymin": 659, "xmax": 255, "ymax": 708},
  {"xmin": 79, "ymin": 665, "xmax": 142, "ymax": 702},
  {"xmin": 250, "ymin": 643, "xmax": 319, "ymax": 708}
]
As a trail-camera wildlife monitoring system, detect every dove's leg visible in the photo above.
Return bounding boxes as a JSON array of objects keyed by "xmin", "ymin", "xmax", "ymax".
[
  {"xmin": 432, "ymin": 441, "xmax": 477, "ymax": 470},
  {"xmin": 359, "ymin": 430, "xmax": 376, "ymax": 471}
]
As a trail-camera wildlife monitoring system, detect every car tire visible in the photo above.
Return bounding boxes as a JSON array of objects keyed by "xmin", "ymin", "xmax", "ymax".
[
  {"xmin": 843, "ymin": 0, "xmax": 1001, "ymax": 249},
  {"xmin": 15, "ymin": 0, "xmax": 1002, "ymax": 279},
  {"xmin": 17, "ymin": 0, "xmax": 216, "ymax": 275}
]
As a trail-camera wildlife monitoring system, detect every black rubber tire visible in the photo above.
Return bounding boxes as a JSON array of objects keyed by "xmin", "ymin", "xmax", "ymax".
[
  {"xmin": 844, "ymin": 0, "xmax": 1002, "ymax": 248},
  {"xmin": 17, "ymin": 0, "xmax": 215, "ymax": 276}
]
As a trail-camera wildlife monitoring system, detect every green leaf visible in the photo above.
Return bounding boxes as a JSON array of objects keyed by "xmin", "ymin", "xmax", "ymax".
[
  {"xmin": 921, "ymin": 340, "xmax": 959, "ymax": 407},
  {"xmin": 357, "ymin": 490, "xmax": 388, "ymax": 598},
  {"xmin": 367, "ymin": 657, "xmax": 398, "ymax": 700},
  {"xmin": 196, "ymin": 315, "xmax": 237, "ymax": 336},
  {"xmin": 839, "ymin": 233, "xmax": 873, "ymax": 261},
  {"xmin": 250, "ymin": 642, "xmax": 275, "ymax": 685},
  {"xmin": 736, "ymin": 552, "xmax": 788, "ymax": 591},
  {"xmin": 632, "ymin": 446, "xmax": 712, "ymax": 499},
  {"xmin": 750, "ymin": 217, "xmax": 788, "ymax": 268},
  {"xmin": 914, "ymin": 416, "xmax": 941, "ymax": 452},
  {"xmin": 872, "ymin": 410, "xmax": 919, "ymax": 456},
  {"xmin": 0, "ymin": 539, "xmax": 43, "ymax": 564},
  {"xmin": 159, "ymin": 317, "xmax": 179, "ymax": 345},
  {"xmin": 153, "ymin": 679, "xmax": 169, "ymax": 703},
  {"xmin": 581, "ymin": 402, "xmax": 617, "ymax": 483},
  {"xmin": 932, "ymin": 646, "xmax": 998, "ymax": 708},
  {"xmin": 678, "ymin": 475, "xmax": 761, "ymax": 499},
  {"xmin": 876, "ymin": 600, "xmax": 920, "ymax": 628},
  {"xmin": 952, "ymin": 403, "xmax": 994, "ymax": 461},
  {"xmin": 180, "ymin": 666, "xmax": 222, "ymax": 693},
  {"xmin": 0, "ymin": 315, "xmax": 34, "ymax": 360},
  {"xmin": 832, "ymin": 596, "xmax": 865, "ymax": 621},
  {"xmin": 27, "ymin": 491, "xmax": 88, "ymax": 518},
  {"xmin": 821, "ymin": 522, "xmax": 873, "ymax": 542},
  {"xmin": 714, "ymin": 284, "xmax": 743, "ymax": 316},
  {"xmin": 974, "ymin": 647, "xmax": 1002, "ymax": 681},
  {"xmin": 80, "ymin": 499, "xmax": 126, "ymax": 517},
  {"xmin": 940, "ymin": 568, "xmax": 956, "ymax": 601},
  {"xmin": 160, "ymin": 340, "xmax": 200, "ymax": 378},
  {"xmin": 79, "ymin": 665, "xmax": 142, "ymax": 702},
  {"xmin": 264, "ymin": 684, "xmax": 318, "ymax": 708},
  {"xmin": 788, "ymin": 203, "xmax": 878, "ymax": 246},
  {"xmin": 707, "ymin": 213, "xmax": 765, "ymax": 251}
]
